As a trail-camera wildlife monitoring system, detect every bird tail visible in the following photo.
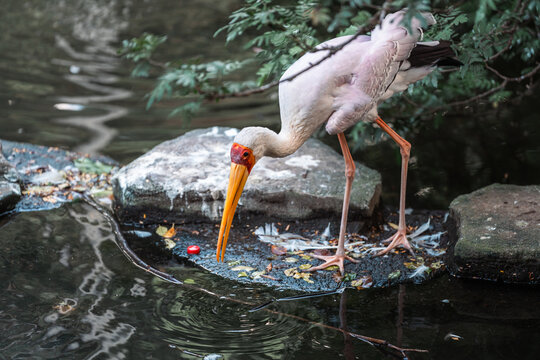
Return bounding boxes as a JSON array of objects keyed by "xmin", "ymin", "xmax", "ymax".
[
  {"xmin": 371, "ymin": 10, "xmax": 436, "ymax": 62},
  {"xmin": 409, "ymin": 40, "xmax": 463, "ymax": 67}
]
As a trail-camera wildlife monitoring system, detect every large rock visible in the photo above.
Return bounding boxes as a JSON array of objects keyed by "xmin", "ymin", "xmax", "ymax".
[
  {"xmin": 113, "ymin": 127, "xmax": 381, "ymax": 224},
  {"xmin": 0, "ymin": 142, "xmax": 21, "ymax": 213},
  {"xmin": 449, "ymin": 183, "xmax": 540, "ymax": 284}
]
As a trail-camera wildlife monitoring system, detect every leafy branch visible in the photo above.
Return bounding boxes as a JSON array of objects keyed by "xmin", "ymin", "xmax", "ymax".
[{"xmin": 120, "ymin": 0, "xmax": 540, "ymax": 139}]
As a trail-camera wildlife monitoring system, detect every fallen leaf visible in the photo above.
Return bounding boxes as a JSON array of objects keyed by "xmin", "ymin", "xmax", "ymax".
[
  {"xmin": 74, "ymin": 158, "xmax": 113, "ymax": 174},
  {"xmin": 163, "ymin": 238, "xmax": 176, "ymax": 249},
  {"xmin": 251, "ymin": 270, "xmax": 265, "ymax": 279},
  {"xmin": 284, "ymin": 267, "xmax": 297, "ymax": 277},
  {"xmin": 266, "ymin": 262, "xmax": 273, "ymax": 272},
  {"xmin": 404, "ymin": 262, "xmax": 418, "ymax": 270},
  {"xmin": 343, "ymin": 272, "xmax": 357, "ymax": 282},
  {"xmin": 388, "ymin": 222, "xmax": 399, "ymax": 230},
  {"xmin": 324, "ymin": 265, "xmax": 340, "ymax": 271},
  {"xmin": 231, "ymin": 266, "xmax": 256, "ymax": 272},
  {"xmin": 237, "ymin": 272, "xmax": 249, "ymax": 278},
  {"xmin": 163, "ymin": 225, "xmax": 177, "ymax": 238},
  {"xmin": 184, "ymin": 278, "xmax": 196, "ymax": 284},
  {"xmin": 351, "ymin": 275, "xmax": 373, "ymax": 289},
  {"xmin": 227, "ymin": 260, "xmax": 241, "ymax": 266},
  {"xmin": 271, "ymin": 245, "xmax": 287, "ymax": 256},
  {"xmin": 284, "ymin": 257, "xmax": 298, "ymax": 263},
  {"xmin": 156, "ymin": 226, "xmax": 168, "ymax": 237},
  {"xmin": 301, "ymin": 255, "xmax": 312, "ymax": 260},
  {"xmin": 299, "ymin": 272, "xmax": 314, "ymax": 283},
  {"xmin": 388, "ymin": 270, "xmax": 401, "ymax": 280},
  {"xmin": 299, "ymin": 264, "xmax": 312, "ymax": 270},
  {"xmin": 430, "ymin": 261, "xmax": 442, "ymax": 269},
  {"xmin": 312, "ymin": 249, "xmax": 330, "ymax": 256}
]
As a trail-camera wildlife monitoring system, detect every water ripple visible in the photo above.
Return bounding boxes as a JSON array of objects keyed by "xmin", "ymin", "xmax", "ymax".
[{"xmin": 154, "ymin": 287, "xmax": 310, "ymax": 357}]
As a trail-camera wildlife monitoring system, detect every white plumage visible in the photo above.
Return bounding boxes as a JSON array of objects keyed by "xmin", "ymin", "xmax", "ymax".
[{"xmin": 216, "ymin": 9, "xmax": 460, "ymax": 273}]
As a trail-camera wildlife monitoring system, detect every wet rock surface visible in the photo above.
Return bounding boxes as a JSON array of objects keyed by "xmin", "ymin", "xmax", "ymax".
[
  {"xmin": 112, "ymin": 127, "xmax": 382, "ymax": 225},
  {"xmin": 0, "ymin": 141, "xmax": 22, "ymax": 213},
  {"xmin": 448, "ymin": 183, "xmax": 540, "ymax": 284},
  {"xmin": 125, "ymin": 209, "xmax": 451, "ymax": 292},
  {"xmin": 0, "ymin": 139, "xmax": 117, "ymax": 212}
]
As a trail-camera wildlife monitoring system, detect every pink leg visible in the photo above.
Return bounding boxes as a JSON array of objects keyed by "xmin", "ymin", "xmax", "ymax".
[
  {"xmin": 308, "ymin": 132, "xmax": 359, "ymax": 275},
  {"xmin": 374, "ymin": 117, "xmax": 414, "ymax": 256}
]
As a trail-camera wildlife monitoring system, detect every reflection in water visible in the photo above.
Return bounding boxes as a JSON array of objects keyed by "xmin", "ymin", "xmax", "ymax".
[
  {"xmin": 68, "ymin": 206, "xmax": 136, "ymax": 359},
  {"xmin": 51, "ymin": 0, "xmax": 133, "ymax": 155},
  {"xmin": 52, "ymin": 35, "xmax": 131, "ymax": 155},
  {"xmin": 0, "ymin": 204, "xmax": 137, "ymax": 358}
]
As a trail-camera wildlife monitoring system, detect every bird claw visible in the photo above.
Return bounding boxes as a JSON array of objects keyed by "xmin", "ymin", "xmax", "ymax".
[
  {"xmin": 375, "ymin": 230, "xmax": 415, "ymax": 257},
  {"xmin": 307, "ymin": 254, "xmax": 359, "ymax": 275}
]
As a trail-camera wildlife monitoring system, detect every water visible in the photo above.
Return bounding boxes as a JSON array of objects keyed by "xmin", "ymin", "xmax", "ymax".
[
  {"xmin": 1, "ymin": 1, "xmax": 539, "ymax": 358},
  {"xmin": 2, "ymin": 204, "xmax": 539, "ymax": 359}
]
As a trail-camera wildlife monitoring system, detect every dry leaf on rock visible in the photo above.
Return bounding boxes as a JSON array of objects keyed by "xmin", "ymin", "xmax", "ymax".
[
  {"xmin": 271, "ymin": 245, "xmax": 287, "ymax": 256},
  {"xmin": 163, "ymin": 225, "xmax": 177, "ymax": 238},
  {"xmin": 231, "ymin": 266, "xmax": 256, "ymax": 272}
]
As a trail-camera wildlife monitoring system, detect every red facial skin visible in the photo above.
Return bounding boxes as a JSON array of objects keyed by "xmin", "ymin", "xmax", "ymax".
[{"xmin": 230, "ymin": 143, "xmax": 255, "ymax": 173}]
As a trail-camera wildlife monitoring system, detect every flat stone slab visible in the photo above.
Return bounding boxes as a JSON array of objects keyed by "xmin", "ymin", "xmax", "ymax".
[
  {"xmin": 449, "ymin": 183, "xmax": 540, "ymax": 284},
  {"xmin": 124, "ymin": 209, "xmax": 450, "ymax": 292},
  {"xmin": 113, "ymin": 127, "xmax": 381, "ymax": 225}
]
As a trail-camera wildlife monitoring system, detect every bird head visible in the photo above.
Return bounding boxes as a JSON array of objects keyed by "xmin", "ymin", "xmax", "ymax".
[{"xmin": 216, "ymin": 139, "xmax": 257, "ymax": 262}]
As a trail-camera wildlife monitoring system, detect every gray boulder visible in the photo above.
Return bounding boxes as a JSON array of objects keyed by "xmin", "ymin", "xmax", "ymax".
[
  {"xmin": 113, "ymin": 127, "xmax": 381, "ymax": 224},
  {"xmin": 449, "ymin": 183, "xmax": 540, "ymax": 284},
  {"xmin": 0, "ymin": 142, "xmax": 21, "ymax": 213}
]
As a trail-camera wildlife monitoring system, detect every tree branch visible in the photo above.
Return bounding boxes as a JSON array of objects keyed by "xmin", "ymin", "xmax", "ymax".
[{"xmin": 205, "ymin": 11, "xmax": 382, "ymax": 101}]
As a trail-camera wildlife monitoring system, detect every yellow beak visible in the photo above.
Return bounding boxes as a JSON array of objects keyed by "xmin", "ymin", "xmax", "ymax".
[{"xmin": 216, "ymin": 163, "xmax": 249, "ymax": 262}]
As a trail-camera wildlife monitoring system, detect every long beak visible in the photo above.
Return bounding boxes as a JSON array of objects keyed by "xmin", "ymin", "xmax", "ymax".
[{"xmin": 216, "ymin": 163, "xmax": 249, "ymax": 262}]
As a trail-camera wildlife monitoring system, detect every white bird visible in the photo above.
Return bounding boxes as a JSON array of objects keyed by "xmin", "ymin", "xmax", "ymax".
[{"xmin": 216, "ymin": 9, "xmax": 461, "ymax": 274}]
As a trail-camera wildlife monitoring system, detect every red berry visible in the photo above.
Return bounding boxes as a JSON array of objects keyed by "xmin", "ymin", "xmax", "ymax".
[{"xmin": 187, "ymin": 245, "xmax": 200, "ymax": 255}]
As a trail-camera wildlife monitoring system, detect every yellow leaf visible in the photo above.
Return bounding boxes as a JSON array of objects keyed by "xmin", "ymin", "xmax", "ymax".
[
  {"xmin": 301, "ymin": 255, "xmax": 312, "ymax": 260},
  {"xmin": 388, "ymin": 222, "xmax": 399, "ymax": 230},
  {"xmin": 237, "ymin": 272, "xmax": 249, "ymax": 278},
  {"xmin": 156, "ymin": 226, "xmax": 168, "ymax": 236},
  {"xmin": 163, "ymin": 238, "xmax": 176, "ymax": 249},
  {"xmin": 404, "ymin": 262, "xmax": 418, "ymax": 270},
  {"xmin": 284, "ymin": 257, "xmax": 298, "ymax": 263},
  {"xmin": 299, "ymin": 264, "xmax": 312, "ymax": 270},
  {"xmin": 324, "ymin": 265, "xmax": 339, "ymax": 271},
  {"xmin": 284, "ymin": 267, "xmax": 297, "ymax": 277}
]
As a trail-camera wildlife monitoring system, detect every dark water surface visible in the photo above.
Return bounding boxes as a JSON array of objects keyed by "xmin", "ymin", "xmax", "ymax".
[
  {"xmin": 1, "ymin": 1, "xmax": 539, "ymax": 359},
  {"xmin": 1, "ymin": 204, "xmax": 539, "ymax": 359}
]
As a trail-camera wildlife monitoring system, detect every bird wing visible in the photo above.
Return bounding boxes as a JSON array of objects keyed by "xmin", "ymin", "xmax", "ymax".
[{"xmin": 325, "ymin": 10, "xmax": 436, "ymax": 135}]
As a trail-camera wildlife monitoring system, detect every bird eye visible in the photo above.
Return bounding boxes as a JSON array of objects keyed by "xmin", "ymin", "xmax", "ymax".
[{"xmin": 243, "ymin": 151, "xmax": 249, "ymax": 158}]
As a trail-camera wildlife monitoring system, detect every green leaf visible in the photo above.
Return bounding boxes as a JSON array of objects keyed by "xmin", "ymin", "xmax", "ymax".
[{"xmin": 74, "ymin": 158, "xmax": 113, "ymax": 174}]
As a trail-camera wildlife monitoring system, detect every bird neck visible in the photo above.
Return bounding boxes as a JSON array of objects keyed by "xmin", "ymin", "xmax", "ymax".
[{"xmin": 260, "ymin": 128, "xmax": 305, "ymax": 159}]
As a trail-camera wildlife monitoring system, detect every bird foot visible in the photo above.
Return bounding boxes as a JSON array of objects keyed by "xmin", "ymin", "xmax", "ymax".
[
  {"xmin": 375, "ymin": 230, "xmax": 415, "ymax": 257},
  {"xmin": 306, "ymin": 253, "xmax": 359, "ymax": 275}
]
